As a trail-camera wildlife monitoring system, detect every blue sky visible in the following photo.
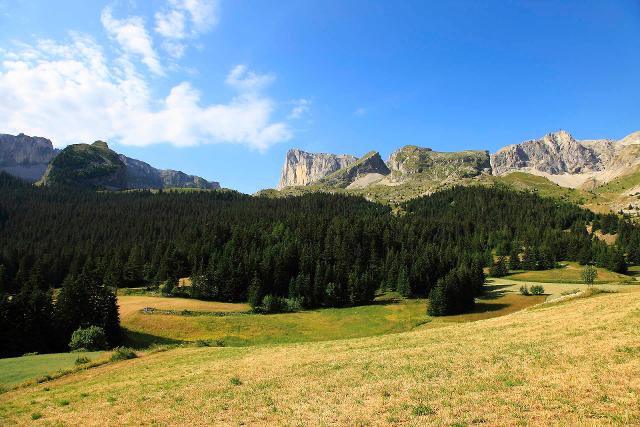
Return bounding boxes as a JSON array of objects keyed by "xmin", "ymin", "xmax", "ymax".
[{"xmin": 0, "ymin": 0, "xmax": 639, "ymax": 192}]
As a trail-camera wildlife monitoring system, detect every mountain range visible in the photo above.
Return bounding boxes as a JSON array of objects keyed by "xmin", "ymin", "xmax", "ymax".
[
  {"xmin": 2, "ymin": 130, "xmax": 639, "ymax": 215},
  {"xmin": 0, "ymin": 133, "xmax": 219, "ymax": 190},
  {"xmin": 272, "ymin": 130, "xmax": 640, "ymax": 214}
]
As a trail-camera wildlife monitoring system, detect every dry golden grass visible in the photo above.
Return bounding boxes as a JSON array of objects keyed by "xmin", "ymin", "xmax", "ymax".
[
  {"xmin": 118, "ymin": 295, "xmax": 249, "ymax": 319},
  {"xmin": 2, "ymin": 290, "xmax": 639, "ymax": 425}
]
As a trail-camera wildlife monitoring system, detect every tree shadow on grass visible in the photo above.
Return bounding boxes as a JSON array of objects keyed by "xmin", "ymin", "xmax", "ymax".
[
  {"xmin": 469, "ymin": 302, "xmax": 510, "ymax": 313},
  {"xmin": 121, "ymin": 328, "xmax": 184, "ymax": 350},
  {"xmin": 479, "ymin": 284, "xmax": 513, "ymax": 300}
]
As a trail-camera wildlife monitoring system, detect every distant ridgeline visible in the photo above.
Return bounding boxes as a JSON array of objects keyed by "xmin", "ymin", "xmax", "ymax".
[
  {"xmin": 0, "ymin": 134, "xmax": 220, "ymax": 190},
  {"xmin": 1, "ymin": 171, "xmax": 639, "ymax": 356}
]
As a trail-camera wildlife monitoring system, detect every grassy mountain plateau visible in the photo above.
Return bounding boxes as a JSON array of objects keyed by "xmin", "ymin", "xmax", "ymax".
[{"xmin": 1, "ymin": 130, "xmax": 640, "ymax": 426}]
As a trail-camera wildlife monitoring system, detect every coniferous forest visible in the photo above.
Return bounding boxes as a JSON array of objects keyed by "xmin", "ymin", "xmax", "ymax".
[{"xmin": 1, "ymin": 172, "xmax": 639, "ymax": 357}]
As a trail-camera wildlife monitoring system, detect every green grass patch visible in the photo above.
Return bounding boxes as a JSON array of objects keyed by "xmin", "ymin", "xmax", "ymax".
[
  {"xmin": 121, "ymin": 293, "xmax": 429, "ymax": 348},
  {"xmin": 0, "ymin": 351, "xmax": 104, "ymax": 388}
]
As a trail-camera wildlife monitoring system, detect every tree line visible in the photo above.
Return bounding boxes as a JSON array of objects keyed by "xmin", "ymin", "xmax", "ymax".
[{"xmin": 0, "ymin": 172, "xmax": 638, "ymax": 356}]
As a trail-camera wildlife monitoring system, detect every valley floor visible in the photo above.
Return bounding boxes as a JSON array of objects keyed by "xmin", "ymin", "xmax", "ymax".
[{"xmin": 1, "ymin": 288, "xmax": 639, "ymax": 425}]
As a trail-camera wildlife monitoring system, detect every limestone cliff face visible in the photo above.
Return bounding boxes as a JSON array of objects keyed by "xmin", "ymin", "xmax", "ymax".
[
  {"xmin": 0, "ymin": 133, "xmax": 59, "ymax": 181},
  {"xmin": 277, "ymin": 149, "xmax": 357, "ymax": 189},
  {"xmin": 490, "ymin": 130, "xmax": 640, "ymax": 187}
]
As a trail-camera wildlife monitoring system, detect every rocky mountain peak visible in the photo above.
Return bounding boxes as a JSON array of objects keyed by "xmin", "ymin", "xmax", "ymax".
[
  {"xmin": 277, "ymin": 148, "xmax": 357, "ymax": 189},
  {"xmin": 0, "ymin": 133, "xmax": 59, "ymax": 181}
]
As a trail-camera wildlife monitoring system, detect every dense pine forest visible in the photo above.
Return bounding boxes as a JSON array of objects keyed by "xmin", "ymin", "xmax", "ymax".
[{"xmin": 1, "ymin": 172, "xmax": 639, "ymax": 357}]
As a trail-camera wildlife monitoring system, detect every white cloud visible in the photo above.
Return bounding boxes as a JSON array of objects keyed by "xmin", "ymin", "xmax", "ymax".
[
  {"xmin": 0, "ymin": 35, "xmax": 291, "ymax": 151},
  {"xmin": 101, "ymin": 7, "xmax": 163, "ymax": 75},
  {"xmin": 225, "ymin": 65, "xmax": 275, "ymax": 93},
  {"xmin": 288, "ymin": 98, "xmax": 311, "ymax": 119},
  {"xmin": 155, "ymin": 0, "xmax": 219, "ymax": 58}
]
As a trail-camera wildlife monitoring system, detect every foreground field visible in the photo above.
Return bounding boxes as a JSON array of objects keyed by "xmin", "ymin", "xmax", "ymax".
[
  {"xmin": 119, "ymin": 288, "xmax": 544, "ymax": 348},
  {"xmin": 1, "ymin": 288, "xmax": 639, "ymax": 425}
]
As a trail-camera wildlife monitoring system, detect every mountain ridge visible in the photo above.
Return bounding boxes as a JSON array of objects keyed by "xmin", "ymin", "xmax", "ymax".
[{"xmin": 0, "ymin": 133, "xmax": 219, "ymax": 190}]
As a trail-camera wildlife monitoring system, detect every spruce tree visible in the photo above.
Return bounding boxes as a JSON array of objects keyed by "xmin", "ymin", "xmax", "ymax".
[
  {"xmin": 396, "ymin": 266, "xmax": 411, "ymax": 297},
  {"xmin": 508, "ymin": 247, "xmax": 521, "ymax": 271}
]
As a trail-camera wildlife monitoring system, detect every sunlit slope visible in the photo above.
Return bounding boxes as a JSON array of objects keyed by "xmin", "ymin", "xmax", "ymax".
[{"xmin": 2, "ymin": 291, "xmax": 639, "ymax": 425}]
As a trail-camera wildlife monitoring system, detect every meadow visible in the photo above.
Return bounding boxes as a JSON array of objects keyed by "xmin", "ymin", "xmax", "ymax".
[
  {"xmin": 1, "ymin": 287, "xmax": 638, "ymax": 425},
  {"xmin": 119, "ymin": 287, "xmax": 545, "ymax": 348},
  {"xmin": 504, "ymin": 262, "xmax": 634, "ymax": 284}
]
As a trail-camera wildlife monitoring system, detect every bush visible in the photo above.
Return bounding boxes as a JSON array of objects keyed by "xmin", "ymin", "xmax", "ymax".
[
  {"xmin": 75, "ymin": 356, "xmax": 91, "ymax": 365},
  {"xmin": 161, "ymin": 277, "xmax": 178, "ymax": 296},
  {"xmin": 261, "ymin": 295, "xmax": 287, "ymax": 313},
  {"xmin": 285, "ymin": 297, "xmax": 303, "ymax": 312},
  {"xmin": 109, "ymin": 347, "xmax": 137, "ymax": 362},
  {"xmin": 69, "ymin": 326, "xmax": 107, "ymax": 351},
  {"xmin": 519, "ymin": 285, "xmax": 530, "ymax": 296},
  {"xmin": 529, "ymin": 285, "xmax": 544, "ymax": 295}
]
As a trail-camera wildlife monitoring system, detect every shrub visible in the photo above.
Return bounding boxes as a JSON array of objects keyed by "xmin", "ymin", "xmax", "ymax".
[
  {"xmin": 262, "ymin": 295, "xmax": 287, "ymax": 313},
  {"xmin": 285, "ymin": 297, "xmax": 303, "ymax": 312},
  {"xmin": 161, "ymin": 277, "xmax": 178, "ymax": 296},
  {"xmin": 582, "ymin": 265, "xmax": 598, "ymax": 285},
  {"xmin": 109, "ymin": 347, "xmax": 137, "ymax": 362},
  {"xmin": 230, "ymin": 376, "xmax": 242, "ymax": 386},
  {"xmin": 519, "ymin": 285, "xmax": 530, "ymax": 296},
  {"xmin": 529, "ymin": 285, "xmax": 544, "ymax": 295},
  {"xmin": 69, "ymin": 326, "xmax": 107, "ymax": 351},
  {"xmin": 74, "ymin": 356, "xmax": 91, "ymax": 365},
  {"xmin": 489, "ymin": 257, "xmax": 509, "ymax": 277}
]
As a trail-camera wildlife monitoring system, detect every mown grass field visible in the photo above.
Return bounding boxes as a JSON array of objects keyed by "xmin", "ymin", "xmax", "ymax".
[
  {"xmin": 0, "ymin": 352, "xmax": 105, "ymax": 389},
  {"xmin": 504, "ymin": 262, "xmax": 633, "ymax": 284},
  {"xmin": 2, "ymin": 288, "xmax": 639, "ymax": 425},
  {"xmin": 119, "ymin": 288, "xmax": 544, "ymax": 348}
]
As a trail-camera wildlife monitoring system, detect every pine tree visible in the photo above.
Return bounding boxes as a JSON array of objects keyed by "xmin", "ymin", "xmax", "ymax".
[
  {"xmin": 508, "ymin": 247, "xmax": 521, "ymax": 270},
  {"xmin": 608, "ymin": 248, "xmax": 628, "ymax": 274},
  {"xmin": 427, "ymin": 277, "xmax": 447, "ymax": 316},
  {"xmin": 247, "ymin": 273, "xmax": 264, "ymax": 310},
  {"xmin": 396, "ymin": 266, "xmax": 411, "ymax": 297},
  {"xmin": 522, "ymin": 247, "xmax": 536, "ymax": 270},
  {"xmin": 489, "ymin": 256, "xmax": 508, "ymax": 277}
]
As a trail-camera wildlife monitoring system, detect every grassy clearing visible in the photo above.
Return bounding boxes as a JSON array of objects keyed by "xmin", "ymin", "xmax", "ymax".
[
  {"xmin": 119, "ymin": 289, "xmax": 544, "ymax": 348},
  {"xmin": 2, "ymin": 287, "xmax": 639, "ymax": 425},
  {"xmin": 121, "ymin": 295, "xmax": 429, "ymax": 347},
  {"xmin": 0, "ymin": 352, "xmax": 105, "ymax": 389},
  {"xmin": 504, "ymin": 262, "xmax": 633, "ymax": 284}
]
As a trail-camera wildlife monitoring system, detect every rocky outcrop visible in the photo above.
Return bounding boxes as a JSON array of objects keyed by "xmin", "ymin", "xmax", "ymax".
[
  {"xmin": 0, "ymin": 133, "xmax": 59, "ymax": 181},
  {"xmin": 388, "ymin": 146, "xmax": 491, "ymax": 181},
  {"xmin": 277, "ymin": 149, "xmax": 357, "ymax": 189},
  {"xmin": 121, "ymin": 155, "xmax": 219, "ymax": 190},
  {"xmin": 319, "ymin": 151, "xmax": 390, "ymax": 188},
  {"xmin": 491, "ymin": 131, "xmax": 611, "ymax": 175},
  {"xmin": 41, "ymin": 140, "xmax": 218, "ymax": 190},
  {"xmin": 491, "ymin": 130, "xmax": 640, "ymax": 188}
]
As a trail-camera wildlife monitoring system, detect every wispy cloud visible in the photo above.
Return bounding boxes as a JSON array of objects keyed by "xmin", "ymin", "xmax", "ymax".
[
  {"xmin": 101, "ymin": 7, "xmax": 164, "ymax": 75},
  {"xmin": 288, "ymin": 98, "xmax": 311, "ymax": 119},
  {"xmin": 225, "ymin": 64, "xmax": 276, "ymax": 93},
  {"xmin": 155, "ymin": 0, "xmax": 219, "ymax": 58}
]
